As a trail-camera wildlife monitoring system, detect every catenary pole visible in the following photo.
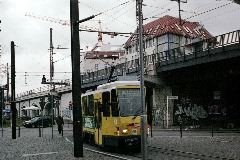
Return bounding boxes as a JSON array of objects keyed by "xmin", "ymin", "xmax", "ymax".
[
  {"xmin": 136, "ymin": 0, "xmax": 147, "ymax": 159},
  {"xmin": 11, "ymin": 41, "xmax": 16, "ymax": 139},
  {"xmin": 70, "ymin": 0, "xmax": 83, "ymax": 157},
  {"xmin": 50, "ymin": 28, "xmax": 54, "ymax": 139},
  {"xmin": 1, "ymin": 88, "xmax": 3, "ymax": 137},
  {"xmin": 7, "ymin": 63, "xmax": 9, "ymax": 101},
  {"xmin": 18, "ymin": 102, "xmax": 20, "ymax": 137}
]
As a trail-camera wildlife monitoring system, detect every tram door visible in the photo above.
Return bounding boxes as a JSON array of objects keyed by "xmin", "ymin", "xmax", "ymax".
[{"xmin": 95, "ymin": 100, "xmax": 102, "ymax": 145}]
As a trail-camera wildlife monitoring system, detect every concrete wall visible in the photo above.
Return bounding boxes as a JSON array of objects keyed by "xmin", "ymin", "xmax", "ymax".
[
  {"xmin": 59, "ymin": 92, "xmax": 72, "ymax": 121},
  {"xmin": 152, "ymin": 86, "xmax": 173, "ymax": 128}
]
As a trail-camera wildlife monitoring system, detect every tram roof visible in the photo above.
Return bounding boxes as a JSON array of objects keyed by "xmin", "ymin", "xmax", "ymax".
[
  {"xmin": 82, "ymin": 81, "xmax": 140, "ymax": 96},
  {"xmin": 97, "ymin": 81, "xmax": 140, "ymax": 90}
]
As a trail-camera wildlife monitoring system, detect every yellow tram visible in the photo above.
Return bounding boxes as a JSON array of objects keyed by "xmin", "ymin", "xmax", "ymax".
[{"xmin": 82, "ymin": 81, "xmax": 142, "ymax": 149}]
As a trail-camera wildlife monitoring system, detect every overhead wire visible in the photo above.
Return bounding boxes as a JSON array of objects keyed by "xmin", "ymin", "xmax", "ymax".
[
  {"xmin": 143, "ymin": 1, "xmax": 173, "ymax": 18},
  {"xmin": 144, "ymin": 9, "xmax": 171, "ymax": 20},
  {"xmin": 195, "ymin": 4, "xmax": 240, "ymax": 25},
  {"xmin": 191, "ymin": 0, "xmax": 218, "ymax": 12},
  {"xmin": 185, "ymin": 1, "xmax": 233, "ymax": 20},
  {"xmin": 79, "ymin": 0, "xmax": 136, "ymax": 30}
]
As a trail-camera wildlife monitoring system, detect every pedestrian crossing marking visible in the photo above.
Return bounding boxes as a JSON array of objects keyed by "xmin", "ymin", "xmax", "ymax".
[{"xmin": 22, "ymin": 152, "xmax": 58, "ymax": 157}]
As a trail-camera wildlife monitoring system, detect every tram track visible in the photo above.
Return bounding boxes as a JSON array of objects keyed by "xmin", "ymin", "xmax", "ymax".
[
  {"xmin": 66, "ymin": 137, "xmax": 235, "ymax": 160},
  {"xmin": 123, "ymin": 145, "xmax": 236, "ymax": 160},
  {"xmin": 146, "ymin": 146, "xmax": 235, "ymax": 160}
]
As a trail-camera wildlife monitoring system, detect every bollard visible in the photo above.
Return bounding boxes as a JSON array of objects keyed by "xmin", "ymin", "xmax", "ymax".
[
  {"xmin": 39, "ymin": 123, "xmax": 41, "ymax": 137},
  {"xmin": 211, "ymin": 116, "xmax": 214, "ymax": 137},
  {"xmin": 62, "ymin": 125, "xmax": 63, "ymax": 137},
  {"xmin": 178, "ymin": 116, "xmax": 183, "ymax": 138},
  {"xmin": 180, "ymin": 122, "xmax": 183, "ymax": 138}
]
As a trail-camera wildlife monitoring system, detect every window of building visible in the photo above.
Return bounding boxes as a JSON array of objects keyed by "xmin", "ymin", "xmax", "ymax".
[
  {"xmin": 135, "ymin": 44, "xmax": 138, "ymax": 52},
  {"xmin": 95, "ymin": 64, "xmax": 98, "ymax": 71}
]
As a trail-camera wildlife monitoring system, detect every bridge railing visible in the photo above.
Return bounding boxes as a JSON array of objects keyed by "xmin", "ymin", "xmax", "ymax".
[
  {"xmin": 17, "ymin": 30, "xmax": 240, "ymax": 98},
  {"xmin": 151, "ymin": 30, "xmax": 240, "ymax": 66}
]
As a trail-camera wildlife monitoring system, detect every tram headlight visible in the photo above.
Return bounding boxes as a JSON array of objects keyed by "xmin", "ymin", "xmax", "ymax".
[
  {"xmin": 122, "ymin": 129, "xmax": 128, "ymax": 134},
  {"xmin": 117, "ymin": 130, "xmax": 120, "ymax": 136}
]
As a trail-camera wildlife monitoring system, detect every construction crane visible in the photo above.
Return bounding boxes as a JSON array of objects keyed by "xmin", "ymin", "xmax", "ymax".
[
  {"xmin": 25, "ymin": 13, "xmax": 100, "ymax": 30},
  {"xmin": 25, "ymin": 13, "xmax": 108, "ymax": 40},
  {"xmin": 25, "ymin": 13, "xmax": 132, "ymax": 40}
]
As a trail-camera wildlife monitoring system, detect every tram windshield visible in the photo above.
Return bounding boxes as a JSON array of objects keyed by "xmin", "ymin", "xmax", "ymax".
[{"xmin": 118, "ymin": 88, "xmax": 141, "ymax": 116}]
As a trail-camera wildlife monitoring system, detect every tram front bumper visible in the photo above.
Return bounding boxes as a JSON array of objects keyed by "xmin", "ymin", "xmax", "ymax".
[{"xmin": 103, "ymin": 135, "xmax": 141, "ymax": 148}]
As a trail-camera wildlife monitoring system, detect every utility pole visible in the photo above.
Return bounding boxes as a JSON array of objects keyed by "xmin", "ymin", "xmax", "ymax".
[
  {"xmin": 6, "ymin": 63, "xmax": 9, "ymax": 101},
  {"xmin": 178, "ymin": 0, "xmax": 182, "ymax": 25},
  {"xmin": 11, "ymin": 41, "xmax": 16, "ymax": 139},
  {"xmin": 49, "ymin": 28, "xmax": 54, "ymax": 139},
  {"xmin": 136, "ymin": 0, "xmax": 147, "ymax": 160},
  {"xmin": 0, "ymin": 87, "xmax": 3, "ymax": 137},
  {"xmin": 170, "ymin": 0, "xmax": 187, "ymax": 25},
  {"xmin": 70, "ymin": 0, "xmax": 83, "ymax": 157}
]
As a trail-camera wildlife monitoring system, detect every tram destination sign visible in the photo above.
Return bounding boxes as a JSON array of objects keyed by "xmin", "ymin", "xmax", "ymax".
[{"xmin": 167, "ymin": 96, "xmax": 178, "ymax": 100}]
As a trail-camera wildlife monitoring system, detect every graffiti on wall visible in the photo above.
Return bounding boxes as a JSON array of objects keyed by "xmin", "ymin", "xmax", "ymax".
[
  {"xmin": 62, "ymin": 101, "xmax": 73, "ymax": 119},
  {"xmin": 174, "ymin": 98, "xmax": 208, "ymax": 123},
  {"xmin": 153, "ymin": 106, "xmax": 166, "ymax": 126}
]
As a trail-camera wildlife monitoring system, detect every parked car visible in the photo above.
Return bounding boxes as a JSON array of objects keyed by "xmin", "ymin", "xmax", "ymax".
[{"xmin": 23, "ymin": 116, "xmax": 53, "ymax": 128}]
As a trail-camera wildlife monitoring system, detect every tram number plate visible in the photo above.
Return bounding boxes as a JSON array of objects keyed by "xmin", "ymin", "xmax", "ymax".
[{"xmin": 131, "ymin": 129, "xmax": 137, "ymax": 135}]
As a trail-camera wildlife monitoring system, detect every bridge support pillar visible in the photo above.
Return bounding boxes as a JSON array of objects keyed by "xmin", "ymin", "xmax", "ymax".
[{"xmin": 152, "ymin": 86, "xmax": 173, "ymax": 128}]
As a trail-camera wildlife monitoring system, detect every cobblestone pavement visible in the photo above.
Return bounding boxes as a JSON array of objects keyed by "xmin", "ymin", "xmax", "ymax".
[
  {"xmin": 147, "ymin": 130, "xmax": 240, "ymax": 160},
  {"xmin": 0, "ymin": 126, "xmax": 120, "ymax": 160},
  {"xmin": 1, "ymin": 126, "xmax": 240, "ymax": 160}
]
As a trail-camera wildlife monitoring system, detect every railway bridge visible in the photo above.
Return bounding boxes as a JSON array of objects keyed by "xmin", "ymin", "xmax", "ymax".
[{"xmin": 16, "ymin": 30, "xmax": 240, "ymax": 128}]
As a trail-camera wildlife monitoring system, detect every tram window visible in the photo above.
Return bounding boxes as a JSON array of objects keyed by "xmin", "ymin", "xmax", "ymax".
[
  {"xmin": 111, "ymin": 89, "xmax": 119, "ymax": 117},
  {"xmin": 82, "ymin": 96, "xmax": 87, "ymax": 115},
  {"xmin": 88, "ymin": 95, "xmax": 94, "ymax": 116},
  {"xmin": 102, "ymin": 92, "xmax": 110, "ymax": 117}
]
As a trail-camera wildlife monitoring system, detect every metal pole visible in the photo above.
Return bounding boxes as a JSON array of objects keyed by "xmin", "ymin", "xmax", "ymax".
[
  {"xmin": 42, "ymin": 109, "xmax": 43, "ymax": 137},
  {"xmin": 70, "ymin": 0, "xmax": 83, "ymax": 157},
  {"xmin": 51, "ymin": 94, "xmax": 54, "ymax": 139},
  {"xmin": 39, "ymin": 120, "xmax": 41, "ymax": 137},
  {"xmin": 178, "ymin": 0, "xmax": 182, "ymax": 25},
  {"xmin": 1, "ymin": 89, "xmax": 3, "ymax": 137},
  {"xmin": 180, "ymin": 121, "xmax": 182, "ymax": 138},
  {"xmin": 167, "ymin": 96, "xmax": 169, "ymax": 128},
  {"xmin": 211, "ymin": 115, "xmax": 214, "ymax": 137},
  {"xmin": 6, "ymin": 63, "xmax": 9, "ymax": 101},
  {"xmin": 137, "ymin": 0, "xmax": 147, "ymax": 159},
  {"xmin": 11, "ymin": 41, "xmax": 16, "ymax": 139},
  {"xmin": 50, "ymin": 28, "xmax": 54, "ymax": 139},
  {"xmin": 18, "ymin": 102, "xmax": 20, "ymax": 137}
]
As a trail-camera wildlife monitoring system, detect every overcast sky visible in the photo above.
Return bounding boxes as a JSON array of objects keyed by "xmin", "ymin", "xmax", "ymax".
[{"xmin": 0, "ymin": 0, "xmax": 240, "ymax": 94}]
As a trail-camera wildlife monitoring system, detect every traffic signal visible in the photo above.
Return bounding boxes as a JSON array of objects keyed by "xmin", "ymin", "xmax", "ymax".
[
  {"xmin": 41, "ymin": 75, "xmax": 46, "ymax": 83},
  {"xmin": 39, "ymin": 97, "xmax": 46, "ymax": 110}
]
